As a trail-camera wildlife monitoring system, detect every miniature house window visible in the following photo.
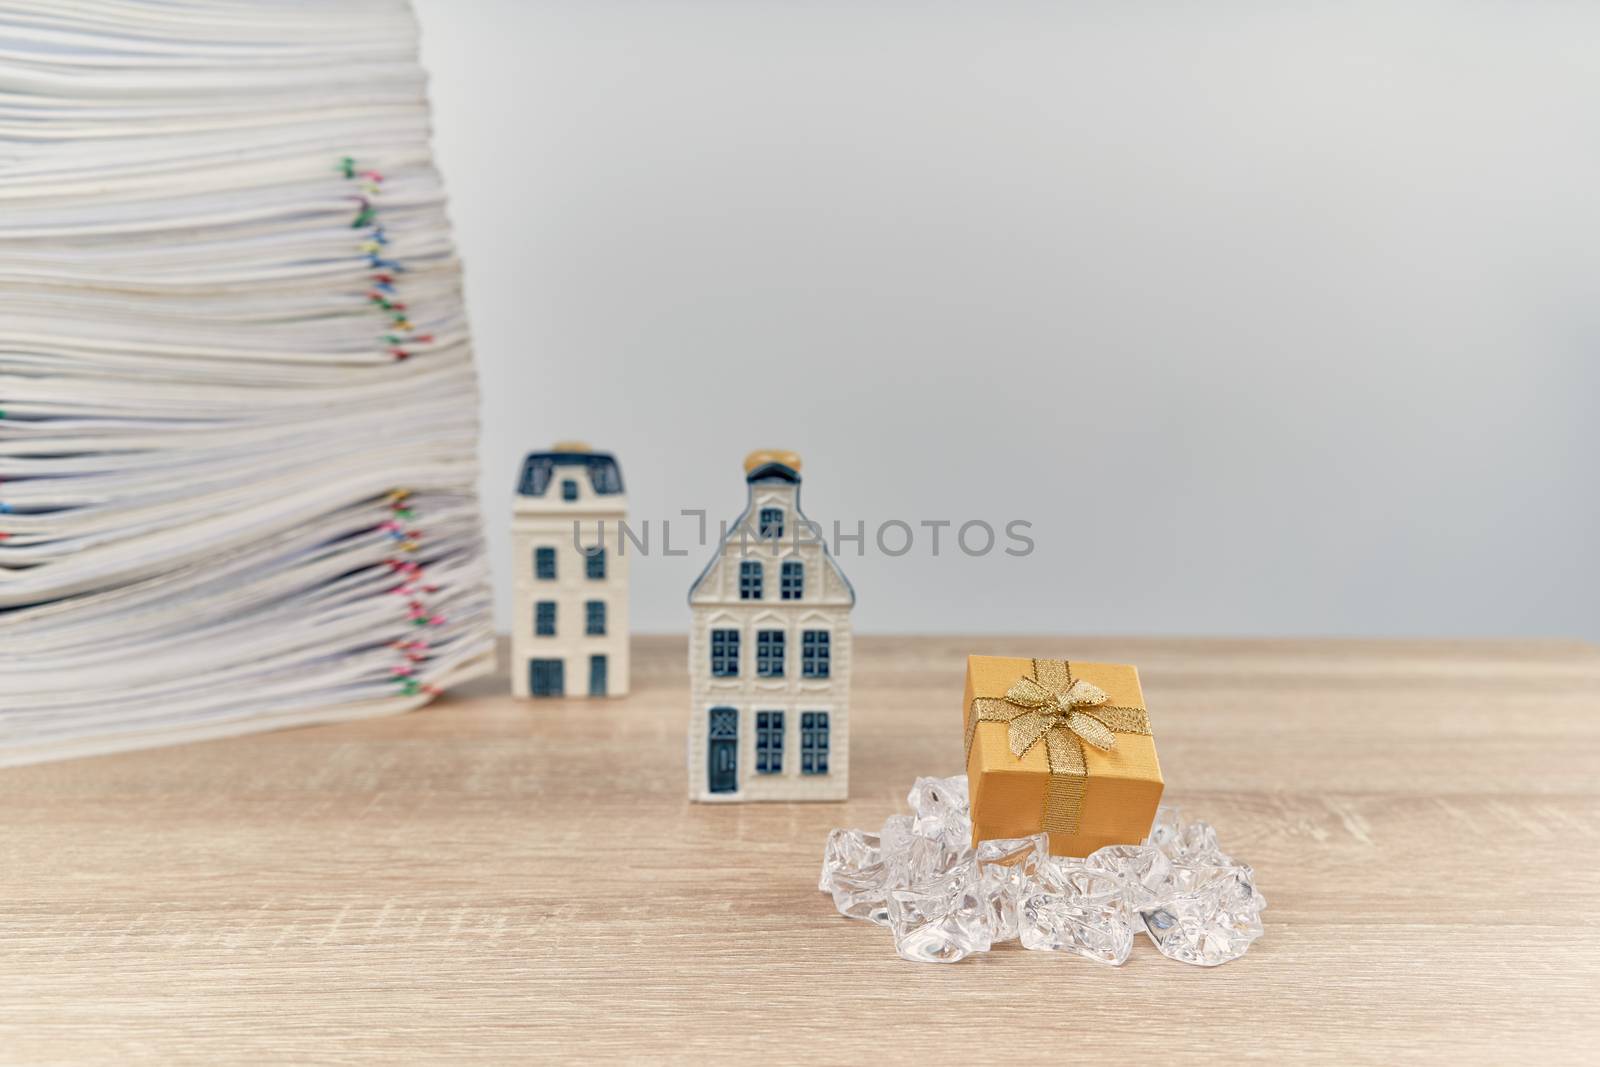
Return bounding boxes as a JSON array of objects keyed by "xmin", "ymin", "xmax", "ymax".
[
  {"xmin": 585, "ymin": 600, "xmax": 606, "ymax": 636},
  {"xmin": 530, "ymin": 659, "xmax": 565, "ymax": 697},
  {"xmin": 585, "ymin": 546, "xmax": 606, "ymax": 580},
  {"xmin": 518, "ymin": 454, "xmax": 624, "ymax": 498},
  {"xmin": 759, "ymin": 507, "xmax": 784, "ymax": 539},
  {"xmin": 535, "ymin": 601, "xmax": 557, "ymax": 636},
  {"xmin": 710, "ymin": 628, "xmax": 740, "ymax": 677},
  {"xmin": 586, "ymin": 457, "xmax": 623, "ymax": 495},
  {"xmin": 562, "ymin": 479, "xmax": 579, "ymax": 501},
  {"xmin": 708, "ymin": 707, "xmax": 738, "ymax": 794},
  {"xmin": 739, "ymin": 560, "xmax": 763, "ymax": 600},
  {"xmin": 801, "ymin": 712, "xmax": 829, "ymax": 774},
  {"xmin": 756, "ymin": 629, "xmax": 785, "ymax": 677},
  {"xmin": 535, "ymin": 546, "xmax": 556, "ymax": 580},
  {"xmin": 780, "ymin": 560, "xmax": 804, "ymax": 600},
  {"xmin": 802, "ymin": 630, "xmax": 830, "ymax": 678},
  {"xmin": 756, "ymin": 711, "xmax": 784, "ymax": 774}
]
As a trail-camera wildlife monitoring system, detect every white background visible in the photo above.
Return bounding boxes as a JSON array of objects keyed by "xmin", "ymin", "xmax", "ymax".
[{"xmin": 415, "ymin": 1, "xmax": 1598, "ymax": 639}]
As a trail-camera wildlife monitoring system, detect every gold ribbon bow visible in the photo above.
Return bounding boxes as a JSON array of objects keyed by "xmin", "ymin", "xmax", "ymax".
[{"xmin": 968, "ymin": 659, "xmax": 1151, "ymax": 835}]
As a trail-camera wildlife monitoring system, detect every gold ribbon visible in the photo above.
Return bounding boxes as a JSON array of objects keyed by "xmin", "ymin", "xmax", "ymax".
[{"xmin": 967, "ymin": 659, "xmax": 1150, "ymax": 836}]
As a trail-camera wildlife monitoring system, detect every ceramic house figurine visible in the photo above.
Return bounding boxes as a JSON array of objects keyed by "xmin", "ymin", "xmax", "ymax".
[
  {"xmin": 511, "ymin": 443, "xmax": 629, "ymax": 698},
  {"xmin": 687, "ymin": 450, "xmax": 855, "ymax": 801}
]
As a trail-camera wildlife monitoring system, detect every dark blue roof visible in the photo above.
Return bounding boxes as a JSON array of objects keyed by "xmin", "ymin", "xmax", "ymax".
[
  {"xmin": 516, "ymin": 452, "xmax": 624, "ymax": 497},
  {"xmin": 745, "ymin": 461, "xmax": 800, "ymax": 484}
]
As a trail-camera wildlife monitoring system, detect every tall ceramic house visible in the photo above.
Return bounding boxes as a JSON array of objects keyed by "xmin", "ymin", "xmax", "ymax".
[
  {"xmin": 511, "ymin": 443, "xmax": 629, "ymax": 698},
  {"xmin": 688, "ymin": 450, "xmax": 855, "ymax": 801}
]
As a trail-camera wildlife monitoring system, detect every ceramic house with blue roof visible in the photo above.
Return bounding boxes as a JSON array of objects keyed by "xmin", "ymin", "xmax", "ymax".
[
  {"xmin": 512, "ymin": 443, "xmax": 628, "ymax": 698},
  {"xmin": 687, "ymin": 450, "xmax": 854, "ymax": 802}
]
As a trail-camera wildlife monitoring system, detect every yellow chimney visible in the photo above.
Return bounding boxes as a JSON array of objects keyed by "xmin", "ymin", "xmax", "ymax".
[{"xmin": 743, "ymin": 449, "xmax": 802, "ymax": 475}]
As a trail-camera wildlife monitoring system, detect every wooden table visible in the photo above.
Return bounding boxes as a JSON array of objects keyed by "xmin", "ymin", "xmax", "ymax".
[{"xmin": 4, "ymin": 635, "xmax": 1599, "ymax": 1064}]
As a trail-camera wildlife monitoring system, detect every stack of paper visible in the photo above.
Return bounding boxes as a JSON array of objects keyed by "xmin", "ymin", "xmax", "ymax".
[{"xmin": 0, "ymin": 1, "xmax": 495, "ymax": 764}]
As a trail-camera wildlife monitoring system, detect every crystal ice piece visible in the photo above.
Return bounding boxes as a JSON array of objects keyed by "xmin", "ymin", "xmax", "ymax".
[
  {"xmin": 883, "ymin": 813, "xmax": 968, "ymax": 890},
  {"xmin": 1145, "ymin": 804, "xmax": 1183, "ymax": 854},
  {"xmin": 887, "ymin": 860, "xmax": 991, "ymax": 964},
  {"xmin": 820, "ymin": 828, "xmax": 879, "ymax": 892},
  {"xmin": 1146, "ymin": 804, "xmax": 1233, "ymax": 866},
  {"xmin": 1084, "ymin": 843, "xmax": 1173, "ymax": 911},
  {"xmin": 880, "ymin": 813, "xmax": 915, "ymax": 856},
  {"xmin": 1019, "ymin": 859, "xmax": 1134, "ymax": 965},
  {"xmin": 1139, "ymin": 862, "xmax": 1266, "ymax": 967},
  {"xmin": 906, "ymin": 774, "xmax": 971, "ymax": 850},
  {"xmin": 975, "ymin": 834, "xmax": 1048, "ymax": 942},
  {"xmin": 1172, "ymin": 820, "xmax": 1233, "ymax": 866},
  {"xmin": 907, "ymin": 773, "xmax": 968, "ymax": 818},
  {"xmin": 819, "ymin": 828, "xmax": 890, "ymax": 925}
]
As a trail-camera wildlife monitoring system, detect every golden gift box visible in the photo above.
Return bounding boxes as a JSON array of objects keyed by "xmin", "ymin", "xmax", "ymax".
[{"xmin": 962, "ymin": 655, "xmax": 1164, "ymax": 857}]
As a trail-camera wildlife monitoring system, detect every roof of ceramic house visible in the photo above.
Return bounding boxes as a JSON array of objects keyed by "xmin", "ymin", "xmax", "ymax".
[
  {"xmin": 515, "ymin": 442, "xmax": 625, "ymax": 497},
  {"xmin": 687, "ymin": 449, "xmax": 856, "ymax": 606}
]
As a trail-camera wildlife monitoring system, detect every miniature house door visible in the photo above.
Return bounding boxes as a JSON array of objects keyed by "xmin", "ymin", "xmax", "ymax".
[
  {"xmin": 708, "ymin": 707, "xmax": 738, "ymax": 793},
  {"xmin": 588, "ymin": 654, "xmax": 607, "ymax": 696},
  {"xmin": 530, "ymin": 659, "xmax": 565, "ymax": 697}
]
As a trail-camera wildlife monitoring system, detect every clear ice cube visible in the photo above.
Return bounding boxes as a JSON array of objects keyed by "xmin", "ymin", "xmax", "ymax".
[
  {"xmin": 1139, "ymin": 862, "xmax": 1266, "ymax": 967},
  {"xmin": 883, "ymin": 812, "xmax": 969, "ymax": 890},
  {"xmin": 1084, "ymin": 843, "xmax": 1173, "ymax": 911},
  {"xmin": 906, "ymin": 774, "xmax": 971, "ymax": 851},
  {"xmin": 1145, "ymin": 803, "xmax": 1183, "ymax": 854},
  {"xmin": 819, "ymin": 827, "xmax": 879, "ymax": 892},
  {"xmin": 975, "ymin": 834, "xmax": 1048, "ymax": 942},
  {"xmin": 907, "ymin": 774, "xmax": 969, "ymax": 819},
  {"xmin": 879, "ymin": 813, "xmax": 915, "ymax": 858},
  {"xmin": 1174, "ymin": 820, "xmax": 1233, "ymax": 866},
  {"xmin": 819, "ymin": 828, "xmax": 890, "ymax": 925},
  {"xmin": 1019, "ymin": 859, "xmax": 1134, "ymax": 965},
  {"xmin": 887, "ymin": 860, "xmax": 991, "ymax": 964},
  {"xmin": 1146, "ymin": 805, "xmax": 1233, "ymax": 866}
]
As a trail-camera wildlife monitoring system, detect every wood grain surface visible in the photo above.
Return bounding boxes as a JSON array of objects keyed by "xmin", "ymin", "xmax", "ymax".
[{"xmin": 4, "ymin": 635, "xmax": 1599, "ymax": 1064}]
